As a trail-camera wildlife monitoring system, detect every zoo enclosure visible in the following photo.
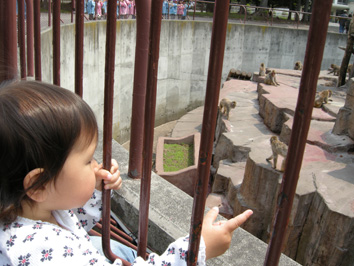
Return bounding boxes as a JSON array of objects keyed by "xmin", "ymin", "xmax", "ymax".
[{"xmin": 0, "ymin": 0, "xmax": 333, "ymax": 265}]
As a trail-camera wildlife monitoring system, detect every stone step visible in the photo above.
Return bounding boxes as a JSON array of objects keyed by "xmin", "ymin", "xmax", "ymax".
[
  {"xmin": 211, "ymin": 160, "xmax": 246, "ymax": 210},
  {"xmin": 280, "ymin": 115, "xmax": 354, "ymax": 153},
  {"xmin": 205, "ymin": 193, "xmax": 233, "ymax": 219}
]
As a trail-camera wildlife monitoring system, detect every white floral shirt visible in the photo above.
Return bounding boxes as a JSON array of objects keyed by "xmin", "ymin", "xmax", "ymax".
[{"xmin": 0, "ymin": 190, "xmax": 206, "ymax": 266}]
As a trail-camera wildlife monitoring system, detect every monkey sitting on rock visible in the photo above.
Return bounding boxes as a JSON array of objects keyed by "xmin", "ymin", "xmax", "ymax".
[
  {"xmin": 219, "ymin": 98, "xmax": 236, "ymax": 120},
  {"xmin": 264, "ymin": 70, "xmax": 280, "ymax": 86},
  {"xmin": 328, "ymin": 64, "xmax": 340, "ymax": 76},
  {"xmin": 259, "ymin": 63, "xmax": 266, "ymax": 76},
  {"xmin": 314, "ymin": 89, "xmax": 332, "ymax": 108},
  {"xmin": 266, "ymin": 136, "xmax": 288, "ymax": 172},
  {"xmin": 294, "ymin": 61, "xmax": 303, "ymax": 70}
]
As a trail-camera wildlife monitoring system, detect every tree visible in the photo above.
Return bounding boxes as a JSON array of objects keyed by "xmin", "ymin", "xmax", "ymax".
[
  {"xmin": 338, "ymin": 17, "xmax": 354, "ymax": 87},
  {"xmin": 302, "ymin": 0, "xmax": 311, "ymax": 22},
  {"xmin": 260, "ymin": 0, "xmax": 268, "ymax": 7},
  {"xmin": 295, "ymin": 0, "xmax": 301, "ymax": 22}
]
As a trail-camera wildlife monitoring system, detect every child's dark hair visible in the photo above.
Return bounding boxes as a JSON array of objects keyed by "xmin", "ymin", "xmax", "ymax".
[{"xmin": 0, "ymin": 80, "xmax": 98, "ymax": 223}]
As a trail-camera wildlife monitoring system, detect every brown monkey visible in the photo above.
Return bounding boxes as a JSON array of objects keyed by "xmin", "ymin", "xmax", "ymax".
[
  {"xmin": 264, "ymin": 70, "xmax": 280, "ymax": 86},
  {"xmin": 294, "ymin": 61, "xmax": 303, "ymax": 70},
  {"xmin": 328, "ymin": 64, "xmax": 340, "ymax": 76},
  {"xmin": 348, "ymin": 64, "xmax": 353, "ymax": 74},
  {"xmin": 314, "ymin": 89, "xmax": 333, "ymax": 108},
  {"xmin": 266, "ymin": 136, "xmax": 288, "ymax": 172},
  {"xmin": 259, "ymin": 63, "xmax": 266, "ymax": 76},
  {"xmin": 219, "ymin": 98, "xmax": 237, "ymax": 120}
]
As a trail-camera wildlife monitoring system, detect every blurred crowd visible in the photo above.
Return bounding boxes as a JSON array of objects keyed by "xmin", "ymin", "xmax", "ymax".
[{"xmin": 84, "ymin": 0, "xmax": 195, "ymax": 20}]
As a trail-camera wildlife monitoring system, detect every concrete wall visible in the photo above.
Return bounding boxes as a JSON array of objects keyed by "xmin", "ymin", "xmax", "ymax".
[{"xmin": 40, "ymin": 20, "xmax": 347, "ymax": 143}]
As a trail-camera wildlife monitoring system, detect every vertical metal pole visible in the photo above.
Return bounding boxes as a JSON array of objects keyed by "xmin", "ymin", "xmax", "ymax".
[
  {"xmin": 53, "ymin": 0, "xmax": 61, "ymax": 86},
  {"xmin": 128, "ymin": 0, "xmax": 152, "ymax": 179},
  {"xmin": 187, "ymin": 0, "xmax": 229, "ymax": 265},
  {"xmin": 33, "ymin": 0, "xmax": 42, "ymax": 81},
  {"xmin": 18, "ymin": 0, "xmax": 27, "ymax": 79},
  {"xmin": 137, "ymin": 0, "xmax": 163, "ymax": 258},
  {"xmin": 26, "ymin": 0, "xmax": 34, "ymax": 77},
  {"xmin": 75, "ymin": 0, "xmax": 84, "ymax": 97},
  {"xmin": 101, "ymin": 1, "xmax": 131, "ymax": 265},
  {"xmin": 0, "ymin": 0, "xmax": 17, "ymax": 83},
  {"xmin": 48, "ymin": 0, "xmax": 52, "ymax": 27},
  {"xmin": 71, "ymin": 0, "xmax": 76, "ymax": 23},
  {"xmin": 264, "ymin": 0, "xmax": 332, "ymax": 265}
]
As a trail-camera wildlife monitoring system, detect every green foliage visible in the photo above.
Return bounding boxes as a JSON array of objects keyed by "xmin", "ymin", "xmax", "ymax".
[{"xmin": 163, "ymin": 143, "xmax": 194, "ymax": 172}]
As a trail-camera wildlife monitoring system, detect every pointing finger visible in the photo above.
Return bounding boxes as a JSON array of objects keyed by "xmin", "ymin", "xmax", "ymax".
[{"xmin": 224, "ymin": 209, "xmax": 253, "ymax": 232}]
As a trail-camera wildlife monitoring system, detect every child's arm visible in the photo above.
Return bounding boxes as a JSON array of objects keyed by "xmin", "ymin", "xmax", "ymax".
[{"xmin": 202, "ymin": 207, "xmax": 253, "ymax": 260}]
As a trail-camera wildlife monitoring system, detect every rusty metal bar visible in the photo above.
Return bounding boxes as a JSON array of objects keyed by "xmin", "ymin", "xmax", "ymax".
[
  {"xmin": 48, "ymin": 0, "xmax": 52, "ymax": 27},
  {"xmin": 101, "ymin": 0, "xmax": 117, "ymax": 261},
  {"xmin": 137, "ymin": 0, "xmax": 163, "ymax": 258},
  {"xmin": 75, "ymin": 0, "xmax": 85, "ymax": 97},
  {"xmin": 101, "ymin": 1, "xmax": 130, "ymax": 265},
  {"xmin": 264, "ymin": 0, "xmax": 333, "ymax": 265},
  {"xmin": 53, "ymin": 0, "xmax": 61, "ymax": 86},
  {"xmin": 18, "ymin": 0, "xmax": 27, "ymax": 79},
  {"xmin": 187, "ymin": 0, "xmax": 229, "ymax": 265},
  {"xmin": 0, "ymin": 0, "xmax": 17, "ymax": 83},
  {"xmin": 128, "ymin": 0, "xmax": 152, "ymax": 179},
  {"xmin": 94, "ymin": 223, "xmax": 137, "ymax": 250},
  {"xmin": 26, "ymin": 0, "xmax": 34, "ymax": 77},
  {"xmin": 33, "ymin": 0, "xmax": 42, "ymax": 81}
]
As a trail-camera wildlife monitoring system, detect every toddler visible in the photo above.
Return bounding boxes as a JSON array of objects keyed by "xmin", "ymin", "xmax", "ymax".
[{"xmin": 0, "ymin": 81, "xmax": 252, "ymax": 265}]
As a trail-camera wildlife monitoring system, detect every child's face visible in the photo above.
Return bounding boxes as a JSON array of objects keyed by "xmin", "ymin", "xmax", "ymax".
[{"xmin": 45, "ymin": 137, "xmax": 98, "ymax": 211}]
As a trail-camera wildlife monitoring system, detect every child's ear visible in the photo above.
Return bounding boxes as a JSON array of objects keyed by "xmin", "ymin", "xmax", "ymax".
[{"xmin": 23, "ymin": 168, "xmax": 47, "ymax": 202}]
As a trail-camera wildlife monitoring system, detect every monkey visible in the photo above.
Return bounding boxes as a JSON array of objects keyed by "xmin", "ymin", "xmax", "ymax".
[
  {"xmin": 294, "ymin": 61, "xmax": 303, "ymax": 70},
  {"xmin": 259, "ymin": 63, "xmax": 266, "ymax": 76},
  {"xmin": 328, "ymin": 64, "xmax": 340, "ymax": 76},
  {"xmin": 264, "ymin": 70, "xmax": 280, "ymax": 86},
  {"xmin": 266, "ymin": 136, "xmax": 288, "ymax": 172},
  {"xmin": 219, "ymin": 98, "xmax": 237, "ymax": 120},
  {"xmin": 347, "ymin": 64, "xmax": 353, "ymax": 74},
  {"xmin": 314, "ymin": 89, "xmax": 333, "ymax": 108}
]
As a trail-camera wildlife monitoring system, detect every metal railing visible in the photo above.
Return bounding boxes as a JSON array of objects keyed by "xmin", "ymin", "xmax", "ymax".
[{"xmin": 0, "ymin": 0, "xmax": 333, "ymax": 265}]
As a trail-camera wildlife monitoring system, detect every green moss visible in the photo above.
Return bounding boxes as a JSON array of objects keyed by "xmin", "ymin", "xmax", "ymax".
[{"xmin": 163, "ymin": 143, "xmax": 194, "ymax": 172}]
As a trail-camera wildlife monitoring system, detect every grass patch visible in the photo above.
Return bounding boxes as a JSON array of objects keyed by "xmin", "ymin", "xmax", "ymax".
[{"xmin": 163, "ymin": 143, "xmax": 194, "ymax": 172}]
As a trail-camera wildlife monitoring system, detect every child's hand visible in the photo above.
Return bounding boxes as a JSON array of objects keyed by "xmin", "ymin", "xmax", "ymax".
[
  {"xmin": 202, "ymin": 207, "xmax": 253, "ymax": 260},
  {"xmin": 93, "ymin": 159, "xmax": 122, "ymax": 191}
]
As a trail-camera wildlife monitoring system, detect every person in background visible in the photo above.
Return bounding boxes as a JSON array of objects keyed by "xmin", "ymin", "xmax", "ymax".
[
  {"xmin": 339, "ymin": 10, "xmax": 348, "ymax": 34},
  {"xmin": 87, "ymin": 0, "xmax": 96, "ymax": 20},
  {"xmin": 177, "ymin": 1, "xmax": 185, "ymax": 20},
  {"xmin": 182, "ymin": 1, "xmax": 189, "ymax": 20},
  {"xmin": 129, "ymin": 0, "xmax": 136, "ymax": 19},
  {"xmin": 119, "ymin": 0, "xmax": 128, "ymax": 19},
  {"xmin": 102, "ymin": 0, "xmax": 107, "ymax": 19},
  {"xmin": 162, "ymin": 0, "xmax": 169, "ymax": 19},
  {"xmin": 96, "ymin": 0, "xmax": 103, "ymax": 20},
  {"xmin": 169, "ymin": 0, "xmax": 178, "ymax": 20}
]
